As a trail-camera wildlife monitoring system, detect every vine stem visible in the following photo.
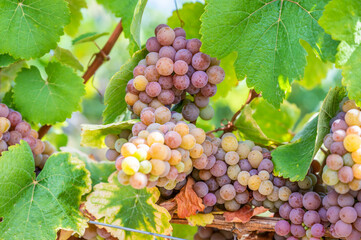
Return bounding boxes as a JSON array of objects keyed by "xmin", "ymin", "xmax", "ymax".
[
  {"xmin": 38, "ymin": 20, "xmax": 124, "ymax": 139},
  {"xmin": 206, "ymin": 89, "xmax": 260, "ymax": 135}
]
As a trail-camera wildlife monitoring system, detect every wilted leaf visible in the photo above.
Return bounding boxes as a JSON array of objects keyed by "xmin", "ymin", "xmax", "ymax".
[
  {"xmin": 186, "ymin": 213, "xmax": 214, "ymax": 227},
  {"xmin": 223, "ymin": 205, "xmax": 267, "ymax": 223}
]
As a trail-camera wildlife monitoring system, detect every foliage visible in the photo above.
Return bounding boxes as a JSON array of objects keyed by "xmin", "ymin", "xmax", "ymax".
[
  {"xmin": 84, "ymin": 173, "xmax": 172, "ymax": 239},
  {"xmin": 0, "ymin": 141, "xmax": 91, "ymax": 240}
]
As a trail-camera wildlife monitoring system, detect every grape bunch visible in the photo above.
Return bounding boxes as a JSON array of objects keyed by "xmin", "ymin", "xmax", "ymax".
[
  {"xmin": 194, "ymin": 226, "xmax": 234, "ymax": 240},
  {"xmin": 275, "ymin": 191, "xmax": 326, "ymax": 239},
  {"xmin": 0, "ymin": 103, "xmax": 54, "ymax": 169},
  {"xmin": 105, "ymin": 106, "xmax": 208, "ymax": 190},
  {"xmin": 322, "ymin": 99, "xmax": 361, "ymax": 194},
  {"xmin": 125, "ymin": 24, "xmax": 225, "ymax": 122}
]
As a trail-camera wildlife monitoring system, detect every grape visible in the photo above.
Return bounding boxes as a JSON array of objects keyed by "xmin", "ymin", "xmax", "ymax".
[
  {"xmin": 339, "ymin": 206, "xmax": 357, "ymax": 223},
  {"xmin": 149, "ymin": 143, "xmax": 168, "ymax": 160},
  {"xmin": 289, "ymin": 192, "xmax": 303, "ymax": 208},
  {"xmin": 352, "ymin": 149, "xmax": 361, "ymax": 163},
  {"xmin": 233, "ymin": 181, "xmax": 246, "ymax": 193},
  {"xmin": 332, "ymin": 119, "xmax": 348, "ymax": 132},
  {"xmin": 324, "ymin": 133, "xmax": 334, "ymax": 150},
  {"xmin": 227, "ymin": 164, "xmax": 241, "ymax": 180},
  {"xmin": 248, "ymin": 150, "xmax": 263, "ymax": 168},
  {"xmin": 310, "ymin": 223, "xmax": 325, "ymax": 239},
  {"xmin": 186, "ymin": 38, "xmax": 202, "ymax": 54},
  {"xmin": 322, "ymin": 166, "xmax": 339, "ymax": 186},
  {"xmin": 327, "ymin": 190, "xmax": 339, "ymax": 206},
  {"xmin": 303, "ymin": 192, "xmax": 321, "ymax": 210},
  {"xmin": 303, "ymin": 210, "xmax": 321, "ymax": 227},
  {"xmin": 342, "ymin": 100, "xmax": 358, "ymax": 112},
  {"xmin": 273, "ymin": 177, "xmax": 285, "ymax": 188},
  {"xmin": 338, "ymin": 166, "xmax": 354, "ymax": 183},
  {"xmin": 191, "ymin": 71, "xmax": 208, "ymax": 88},
  {"xmin": 239, "ymin": 159, "xmax": 252, "ymax": 172},
  {"xmin": 267, "ymin": 186, "xmax": 279, "ymax": 201},
  {"xmin": 166, "ymin": 166, "xmax": 178, "ymax": 180},
  {"xmin": 278, "ymin": 186, "xmax": 291, "ymax": 201},
  {"xmin": 347, "ymin": 229, "xmax": 361, "ymax": 240},
  {"xmin": 344, "ymin": 134, "xmax": 361, "ymax": 152},
  {"xmin": 194, "ymin": 94, "xmax": 210, "ymax": 108},
  {"xmin": 193, "ymin": 181, "xmax": 209, "ymax": 198},
  {"xmin": 139, "ymin": 160, "xmax": 152, "ymax": 174},
  {"xmin": 345, "ymin": 109, "xmax": 361, "ymax": 126},
  {"xmin": 224, "ymin": 199, "xmax": 240, "ymax": 212},
  {"xmin": 159, "ymin": 46, "xmax": 176, "ymax": 60},
  {"xmin": 221, "ymin": 135, "xmax": 238, "ymax": 152},
  {"xmin": 172, "ymin": 74, "xmax": 190, "ymax": 90},
  {"xmin": 237, "ymin": 171, "xmax": 250, "ymax": 185},
  {"xmin": 7, "ymin": 111, "xmax": 22, "ymax": 127},
  {"xmin": 290, "ymin": 224, "xmax": 306, "ymax": 238},
  {"xmin": 117, "ymin": 170, "xmax": 131, "ymax": 185},
  {"xmin": 125, "ymin": 92, "xmax": 139, "ymax": 106},
  {"xmin": 104, "ymin": 134, "xmax": 118, "ymax": 149},
  {"xmin": 179, "ymin": 134, "xmax": 196, "ymax": 150},
  {"xmin": 347, "ymin": 125, "xmax": 361, "ymax": 136},
  {"xmin": 0, "ymin": 140, "xmax": 8, "ymax": 154},
  {"xmin": 204, "ymin": 155, "xmax": 216, "ymax": 170},
  {"xmin": 158, "ymin": 76, "xmax": 173, "ymax": 90},
  {"xmin": 144, "ymin": 82, "xmax": 161, "ymax": 98},
  {"xmin": 279, "ymin": 203, "xmax": 292, "ymax": 219},
  {"xmin": 186, "ymin": 83, "xmax": 200, "ymax": 95},
  {"xmin": 15, "ymin": 121, "xmax": 31, "ymax": 137},
  {"xmin": 206, "ymin": 66, "xmax": 225, "ymax": 85},
  {"xmin": 327, "ymin": 206, "xmax": 341, "ymax": 223},
  {"xmin": 225, "ymin": 151, "xmax": 239, "ymax": 165},
  {"xmin": 203, "ymin": 193, "xmax": 217, "ymax": 206},
  {"xmin": 133, "ymin": 75, "xmax": 148, "ymax": 91},
  {"xmin": 253, "ymin": 190, "xmax": 266, "ymax": 201},
  {"xmin": 330, "ymin": 141, "xmax": 347, "ymax": 155},
  {"xmin": 235, "ymin": 191, "xmax": 250, "ymax": 204},
  {"xmin": 175, "ymin": 49, "xmax": 192, "ymax": 64},
  {"xmin": 146, "ymin": 37, "xmax": 161, "ymax": 52},
  {"xmin": 172, "ymin": 36, "xmax": 186, "ymax": 51},
  {"xmin": 149, "ymin": 159, "xmax": 167, "ymax": 176},
  {"xmin": 275, "ymin": 220, "xmax": 290, "ymax": 236},
  {"xmin": 201, "ymin": 83, "xmax": 217, "ymax": 97},
  {"xmin": 190, "ymin": 128, "xmax": 206, "ymax": 144},
  {"xmin": 298, "ymin": 176, "xmax": 312, "ymax": 189},
  {"xmin": 190, "ymin": 144, "xmax": 204, "ymax": 158},
  {"xmin": 210, "ymin": 160, "xmax": 227, "ymax": 177},
  {"xmin": 133, "ymin": 65, "xmax": 146, "ymax": 77},
  {"xmin": 354, "ymin": 218, "xmax": 361, "ymax": 231},
  {"xmin": 220, "ymin": 184, "xmax": 236, "ymax": 201},
  {"xmin": 156, "ymin": 26, "xmax": 175, "ymax": 46},
  {"xmin": 138, "ymin": 92, "xmax": 152, "ymax": 104},
  {"xmin": 164, "ymin": 131, "xmax": 182, "ymax": 148},
  {"xmin": 193, "ymin": 154, "xmax": 208, "ymax": 170},
  {"xmin": 333, "ymin": 129, "xmax": 347, "ymax": 142},
  {"xmin": 157, "ymin": 89, "xmax": 175, "ymax": 105},
  {"xmin": 335, "ymin": 220, "xmax": 353, "ymax": 237},
  {"xmin": 8, "ymin": 131, "xmax": 21, "ymax": 145},
  {"xmin": 248, "ymin": 175, "xmax": 261, "ymax": 191},
  {"xmin": 326, "ymin": 154, "xmax": 344, "ymax": 170},
  {"xmin": 181, "ymin": 103, "xmax": 199, "ymax": 122},
  {"xmin": 289, "ymin": 208, "xmax": 305, "ymax": 224},
  {"xmin": 349, "ymin": 179, "xmax": 361, "ymax": 191},
  {"xmin": 257, "ymin": 159, "xmax": 274, "ymax": 173},
  {"xmin": 129, "ymin": 172, "xmax": 147, "ymax": 189},
  {"xmin": 205, "ymin": 177, "xmax": 219, "ymax": 191},
  {"xmin": 156, "ymin": 57, "xmax": 174, "ymax": 76},
  {"xmin": 154, "ymin": 106, "xmax": 171, "ymax": 124},
  {"xmin": 0, "ymin": 104, "xmax": 9, "ymax": 117},
  {"xmin": 258, "ymin": 180, "xmax": 273, "ymax": 195},
  {"xmin": 216, "ymin": 175, "xmax": 231, "ymax": 187},
  {"xmin": 173, "ymin": 60, "xmax": 188, "ymax": 75},
  {"xmin": 199, "ymin": 105, "xmax": 214, "ymax": 120}
]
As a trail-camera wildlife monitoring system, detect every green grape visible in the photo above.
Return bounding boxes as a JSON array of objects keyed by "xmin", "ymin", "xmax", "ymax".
[
  {"xmin": 121, "ymin": 156, "xmax": 140, "ymax": 175},
  {"xmin": 199, "ymin": 105, "xmax": 214, "ymax": 120},
  {"xmin": 133, "ymin": 148, "xmax": 148, "ymax": 161},
  {"xmin": 117, "ymin": 170, "xmax": 131, "ymax": 185},
  {"xmin": 175, "ymin": 162, "xmax": 185, "ymax": 172},
  {"xmin": 297, "ymin": 176, "xmax": 312, "ymax": 189},
  {"xmin": 308, "ymin": 173, "xmax": 317, "ymax": 186},
  {"xmin": 278, "ymin": 186, "xmax": 291, "ymax": 201},
  {"xmin": 149, "ymin": 174, "xmax": 159, "ymax": 182},
  {"xmin": 343, "ymin": 153, "xmax": 354, "ymax": 167},
  {"xmin": 221, "ymin": 135, "xmax": 238, "ymax": 152},
  {"xmin": 237, "ymin": 171, "xmax": 250, "ymax": 186},
  {"xmin": 227, "ymin": 164, "xmax": 241, "ymax": 180},
  {"xmin": 258, "ymin": 180, "xmax": 273, "ymax": 196},
  {"xmin": 322, "ymin": 166, "xmax": 339, "ymax": 186},
  {"xmin": 114, "ymin": 138, "xmax": 128, "ymax": 153},
  {"xmin": 139, "ymin": 160, "xmax": 152, "ymax": 174}
]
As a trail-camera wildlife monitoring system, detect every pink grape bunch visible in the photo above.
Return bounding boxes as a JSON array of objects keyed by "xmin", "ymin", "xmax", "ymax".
[
  {"xmin": 125, "ymin": 24, "xmax": 225, "ymax": 122},
  {"xmin": 194, "ymin": 226, "xmax": 234, "ymax": 240},
  {"xmin": 0, "ymin": 103, "xmax": 55, "ymax": 169},
  {"xmin": 322, "ymin": 99, "xmax": 361, "ymax": 194},
  {"xmin": 105, "ymin": 106, "xmax": 209, "ymax": 190}
]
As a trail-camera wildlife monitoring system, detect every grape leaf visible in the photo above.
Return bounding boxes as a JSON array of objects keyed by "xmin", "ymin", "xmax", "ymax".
[
  {"xmin": 103, "ymin": 49, "xmax": 147, "ymax": 124},
  {"xmin": 167, "ymin": 2, "xmax": 204, "ymax": 39},
  {"xmin": 0, "ymin": 141, "xmax": 91, "ymax": 240},
  {"xmin": 81, "ymin": 120, "xmax": 137, "ymax": 148},
  {"xmin": 235, "ymin": 98, "xmax": 300, "ymax": 145},
  {"xmin": 64, "ymin": 0, "xmax": 87, "ymax": 36},
  {"xmin": 84, "ymin": 173, "xmax": 172, "ymax": 240},
  {"xmin": 272, "ymin": 87, "xmax": 346, "ymax": 181},
  {"xmin": 54, "ymin": 47, "xmax": 84, "ymax": 71},
  {"xmin": 0, "ymin": 54, "xmax": 17, "ymax": 68},
  {"xmin": 342, "ymin": 45, "xmax": 361, "ymax": 107},
  {"xmin": 186, "ymin": 213, "xmax": 214, "ymax": 227},
  {"xmin": 72, "ymin": 32, "xmax": 109, "ymax": 45},
  {"xmin": 0, "ymin": 0, "xmax": 70, "ymax": 59},
  {"xmin": 171, "ymin": 224, "xmax": 197, "ymax": 240},
  {"xmin": 200, "ymin": 0, "xmax": 335, "ymax": 107},
  {"xmin": 13, "ymin": 62, "xmax": 85, "ymax": 124},
  {"xmin": 96, "ymin": 0, "xmax": 148, "ymax": 54},
  {"xmin": 299, "ymin": 41, "xmax": 332, "ymax": 89},
  {"xmin": 62, "ymin": 147, "xmax": 116, "ymax": 187},
  {"xmin": 319, "ymin": 0, "xmax": 361, "ymax": 45},
  {"xmin": 224, "ymin": 205, "xmax": 268, "ymax": 222}
]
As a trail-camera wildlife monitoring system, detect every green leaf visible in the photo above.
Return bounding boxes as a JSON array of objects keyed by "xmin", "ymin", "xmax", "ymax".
[
  {"xmin": 13, "ymin": 62, "xmax": 85, "ymax": 124},
  {"xmin": 200, "ymin": 0, "xmax": 334, "ymax": 107},
  {"xmin": 0, "ymin": 54, "xmax": 17, "ymax": 67},
  {"xmin": 64, "ymin": 0, "xmax": 87, "ymax": 36},
  {"xmin": 319, "ymin": 0, "xmax": 361, "ymax": 45},
  {"xmin": 97, "ymin": 0, "xmax": 148, "ymax": 54},
  {"xmin": 299, "ymin": 41, "xmax": 332, "ymax": 89},
  {"xmin": 272, "ymin": 87, "xmax": 346, "ymax": 181},
  {"xmin": 213, "ymin": 52, "xmax": 240, "ymax": 100},
  {"xmin": 62, "ymin": 147, "xmax": 116, "ymax": 187},
  {"xmin": 81, "ymin": 120, "xmax": 137, "ymax": 148},
  {"xmin": 84, "ymin": 173, "xmax": 172, "ymax": 240},
  {"xmin": 0, "ymin": 61, "xmax": 27, "ymax": 94},
  {"xmin": 103, "ymin": 49, "xmax": 147, "ymax": 124},
  {"xmin": 72, "ymin": 32, "xmax": 109, "ymax": 45},
  {"xmin": 0, "ymin": 0, "xmax": 70, "ymax": 59},
  {"xmin": 0, "ymin": 141, "xmax": 91, "ymax": 240},
  {"xmin": 1, "ymin": 89, "xmax": 14, "ymax": 109},
  {"xmin": 342, "ymin": 45, "xmax": 361, "ymax": 107},
  {"xmin": 43, "ymin": 131, "xmax": 68, "ymax": 150},
  {"xmin": 235, "ymin": 98, "xmax": 300, "ymax": 145},
  {"xmin": 171, "ymin": 224, "xmax": 197, "ymax": 240},
  {"xmin": 54, "ymin": 47, "xmax": 84, "ymax": 71},
  {"xmin": 167, "ymin": 2, "xmax": 204, "ymax": 39}
]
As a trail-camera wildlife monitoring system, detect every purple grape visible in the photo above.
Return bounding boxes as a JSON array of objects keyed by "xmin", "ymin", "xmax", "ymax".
[
  {"xmin": 210, "ymin": 160, "xmax": 227, "ymax": 177},
  {"xmin": 275, "ymin": 220, "xmax": 290, "ymax": 236},
  {"xmin": 334, "ymin": 220, "xmax": 352, "ymax": 238},
  {"xmin": 173, "ymin": 74, "xmax": 190, "ymax": 90},
  {"xmin": 289, "ymin": 192, "xmax": 303, "ymax": 208},
  {"xmin": 158, "ymin": 76, "xmax": 173, "ymax": 90},
  {"xmin": 186, "ymin": 83, "xmax": 200, "ymax": 95},
  {"xmin": 204, "ymin": 155, "xmax": 216, "ymax": 170},
  {"xmin": 257, "ymin": 159, "xmax": 274, "ymax": 173},
  {"xmin": 172, "ymin": 36, "xmax": 186, "ymax": 51},
  {"xmin": 235, "ymin": 191, "xmax": 249, "ymax": 204},
  {"xmin": 330, "ymin": 141, "xmax": 347, "ymax": 155},
  {"xmin": 216, "ymin": 175, "xmax": 231, "ymax": 187},
  {"xmin": 290, "ymin": 224, "xmax": 305, "ymax": 238},
  {"xmin": 205, "ymin": 178, "xmax": 219, "ymax": 192},
  {"xmin": 175, "ymin": 49, "xmax": 192, "ymax": 64},
  {"xmin": 146, "ymin": 82, "xmax": 161, "ymax": 97},
  {"xmin": 253, "ymin": 190, "xmax": 266, "ymax": 201},
  {"xmin": 158, "ymin": 90, "xmax": 175, "ymax": 105},
  {"xmin": 159, "ymin": 46, "xmax": 176, "ymax": 61},
  {"xmin": 273, "ymin": 177, "xmax": 286, "ymax": 187},
  {"xmin": 339, "ymin": 207, "xmax": 357, "ymax": 223},
  {"xmin": 201, "ymin": 83, "xmax": 217, "ymax": 97},
  {"xmin": 318, "ymin": 207, "xmax": 328, "ymax": 222},
  {"xmin": 239, "ymin": 159, "xmax": 252, "ymax": 171},
  {"xmin": 327, "ymin": 206, "xmax": 341, "ymax": 223},
  {"xmin": 249, "ymin": 169, "xmax": 258, "ymax": 176},
  {"xmin": 289, "ymin": 208, "xmax": 305, "ymax": 224},
  {"xmin": 310, "ymin": 223, "xmax": 325, "ymax": 238},
  {"xmin": 303, "ymin": 210, "xmax": 321, "ymax": 227},
  {"xmin": 191, "ymin": 71, "xmax": 208, "ymax": 88},
  {"xmin": 279, "ymin": 203, "xmax": 292, "ymax": 219},
  {"xmin": 338, "ymin": 193, "xmax": 355, "ymax": 207},
  {"xmin": 182, "ymin": 102, "xmax": 199, "ymax": 122},
  {"xmin": 303, "ymin": 192, "xmax": 321, "ymax": 210},
  {"xmin": 146, "ymin": 37, "xmax": 161, "ymax": 52},
  {"xmin": 203, "ymin": 193, "xmax": 216, "ymax": 206},
  {"xmin": 193, "ymin": 181, "xmax": 209, "ymax": 198},
  {"xmin": 0, "ymin": 104, "xmax": 9, "ymax": 117},
  {"xmin": 194, "ymin": 94, "xmax": 209, "ymax": 108},
  {"xmin": 233, "ymin": 181, "xmax": 246, "ymax": 193},
  {"xmin": 331, "ymin": 119, "xmax": 348, "ymax": 132}
]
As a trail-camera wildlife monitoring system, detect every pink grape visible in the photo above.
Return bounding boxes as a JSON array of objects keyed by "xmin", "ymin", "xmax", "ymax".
[
  {"xmin": 159, "ymin": 46, "xmax": 176, "ymax": 60},
  {"xmin": 158, "ymin": 90, "xmax": 175, "ymax": 105},
  {"xmin": 0, "ymin": 104, "xmax": 9, "ymax": 117},
  {"xmin": 146, "ymin": 37, "xmax": 161, "ymax": 52},
  {"xmin": 186, "ymin": 83, "xmax": 200, "ymax": 95},
  {"xmin": 133, "ymin": 65, "xmax": 145, "ymax": 77},
  {"xmin": 173, "ymin": 60, "xmax": 188, "ymax": 75},
  {"xmin": 216, "ymin": 175, "xmax": 231, "ymax": 187},
  {"xmin": 164, "ymin": 131, "xmax": 182, "ymax": 148},
  {"xmin": 203, "ymin": 193, "xmax": 217, "ymax": 206},
  {"xmin": 158, "ymin": 76, "xmax": 173, "ymax": 90},
  {"xmin": 275, "ymin": 220, "xmax": 290, "ymax": 236},
  {"xmin": 194, "ymin": 94, "xmax": 209, "ymax": 108},
  {"xmin": 186, "ymin": 38, "xmax": 202, "ymax": 54},
  {"xmin": 182, "ymin": 102, "xmax": 199, "ymax": 122},
  {"xmin": 192, "ymin": 52, "xmax": 211, "ymax": 71},
  {"xmin": 206, "ymin": 66, "xmax": 225, "ymax": 84},
  {"xmin": 310, "ymin": 223, "xmax": 325, "ymax": 238},
  {"xmin": 290, "ymin": 224, "xmax": 305, "ymax": 238},
  {"xmin": 279, "ymin": 203, "xmax": 292, "ymax": 219},
  {"xmin": 139, "ymin": 92, "xmax": 153, "ymax": 104},
  {"xmin": 127, "ymin": 79, "xmax": 139, "ymax": 94},
  {"xmin": 175, "ymin": 49, "xmax": 192, "ymax": 64},
  {"xmin": 146, "ymin": 82, "xmax": 162, "ymax": 97},
  {"xmin": 191, "ymin": 71, "xmax": 208, "ymax": 88},
  {"xmin": 173, "ymin": 27, "xmax": 186, "ymax": 37},
  {"xmin": 144, "ymin": 65, "xmax": 160, "ymax": 81},
  {"xmin": 201, "ymin": 83, "xmax": 217, "ymax": 97},
  {"xmin": 172, "ymin": 36, "xmax": 186, "ymax": 51},
  {"xmin": 156, "ymin": 26, "xmax": 175, "ymax": 46},
  {"xmin": 193, "ymin": 181, "xmax": 208, "ymax": 198},
  {"xmin": 173, "ymin": 74, "xmax": 190, "ymax": 90},
  {"xmin": 303, "ymin": 192, "xmax": 321, "ymax": 210},
  {"xmin": 289, "ymin": 208, "xmax": 305, "ymax": 224},
  {"xmin": 334, "ymin": 220, "xmax": 352, "ymax": 238}
]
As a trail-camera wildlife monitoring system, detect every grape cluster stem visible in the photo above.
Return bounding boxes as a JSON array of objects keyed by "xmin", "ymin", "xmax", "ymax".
[
  {"xmin": 38, "ymin": 20, "xmax": 124, "ymax": 139},
  {"xmin": 206, "ymin": 89, "xmax": 260, "ymax": 135}
]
